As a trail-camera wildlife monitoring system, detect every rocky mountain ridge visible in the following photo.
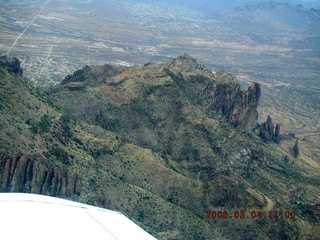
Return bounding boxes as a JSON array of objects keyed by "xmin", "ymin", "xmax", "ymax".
[
  {"xmin": 1, "ymin": 56, "xmax": 319, "ymax": 239},
  {"xmin": 60, "ymin": 54, "xmax": 261, "ymax": 131}
]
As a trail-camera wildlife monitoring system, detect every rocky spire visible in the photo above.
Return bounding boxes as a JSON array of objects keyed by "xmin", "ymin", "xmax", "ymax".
[
  {"xmin": 259, "ymin": 115, "xmax": 274, "ymax": 142},
  {"xmin": 258, "ymin": 115, "xmax": 281, "ymax": 143},
  {"xmin": 274, "ymin": 123, "xmax": 281, "ymax": 144},
  {"xmin": 292, "ymin": 139, "xmax": 299, "ymax": 158}
]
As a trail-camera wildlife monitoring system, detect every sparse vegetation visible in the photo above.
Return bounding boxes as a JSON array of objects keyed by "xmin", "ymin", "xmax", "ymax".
[
  {"xmin": 1, "ymin": 55, "xmax": 319, "ymax": 239},
  {"xmin": 0, "ymin": 1, "xmax": 319, "ymax": 238}
]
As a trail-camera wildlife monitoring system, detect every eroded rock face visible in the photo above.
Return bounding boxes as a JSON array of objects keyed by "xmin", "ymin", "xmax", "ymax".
[
  {"xmin": 0, "ymin": 152, "xmax": 81, "ymax": 198},
  {"xmin": 166, "ymin": 55, "xmax": 261, "ymax": 130},
  {"xmin": 227, "ymin": 82, "xmax": 261, "ymax": 130},
  {"xmin": 203, "ymin": 70, "xmax": 242, "ymax": 117},
  {"xmin": 0, "ymin": 56, "xmax": 23, "ymax": 77},
  {"xmin": 260, "ymin": 115, "xmax": 275, "ymax": 141},
  {"xmin": 258, "ymin": 115, "xmax": 281, "ymax": 143}
]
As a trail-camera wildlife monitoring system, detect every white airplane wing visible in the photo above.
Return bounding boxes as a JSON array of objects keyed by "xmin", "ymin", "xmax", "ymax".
[{"xmin": 0, "ymin": 193, "xmax": 157, "ymax": 240}]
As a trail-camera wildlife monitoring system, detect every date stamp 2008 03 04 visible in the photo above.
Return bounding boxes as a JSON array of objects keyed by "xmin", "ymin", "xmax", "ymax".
[{"xmin": 205, "ymin": 210, "xmax": 296, "ymax": 220}]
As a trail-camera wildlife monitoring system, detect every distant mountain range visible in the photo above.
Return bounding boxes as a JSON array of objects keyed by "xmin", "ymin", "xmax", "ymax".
[
  {"xmin": 128, "ymin": 0, "xmax": 320, "ymax": 11},
  {"xmin": 221, "ymin": 1, "xmax": 320, "ymax": 39}
]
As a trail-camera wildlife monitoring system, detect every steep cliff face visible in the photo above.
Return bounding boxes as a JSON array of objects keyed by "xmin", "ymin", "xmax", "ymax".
[
  {"xmin": 227, "ymin": 82, "xmax": 261, "ymax": 129},
  {"xmin": 165, "ymin": 54, "xmax": 261, "ymax": 130},
  {"xmin": 0, "ymin": 153, "xmax": 81, "ymax": 197}
]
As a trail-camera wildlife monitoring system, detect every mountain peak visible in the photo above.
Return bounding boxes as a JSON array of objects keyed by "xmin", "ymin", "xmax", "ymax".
[
  {"xmin": 55, "ymin": 55, "xmax": 261, "ymax": 130},
  {"xmin": 178, "ymin": 53, "xmax": 193, "ymax": 59},
  {"xmin": 167, "ymin": 54, "xmax": 207, "ymax": 73}
]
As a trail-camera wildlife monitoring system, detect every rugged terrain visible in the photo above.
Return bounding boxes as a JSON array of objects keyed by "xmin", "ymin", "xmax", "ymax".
[
  {"xmin": 1, "ymin": 1, "xmax": 319, "ymax": 162},
  {"xmin": 1, "ymin": 56, "xmax": 319, "ymax": 239}
]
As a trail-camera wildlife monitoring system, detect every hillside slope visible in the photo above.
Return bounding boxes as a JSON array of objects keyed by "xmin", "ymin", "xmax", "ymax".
[{"xmin": 0, "ymin": 56, "xmax": 319, "ymax": 239}]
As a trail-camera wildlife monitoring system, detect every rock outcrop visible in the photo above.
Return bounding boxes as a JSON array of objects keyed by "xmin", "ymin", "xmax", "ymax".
[
  {"xmin": 0, "ymin": 56, "xmax": 23, "ymax": 77},
  {"xmin": 166, "ymin": 54, "xmax": 261, "ymax": 130},
  {"xmin": 0, "ymin": 152, "xmax": 81, "ymax": 198},
  {"xmin": 292, "ymin": 139, "xmax": 299, "ymax": 158},
  {"xmin": 258, "ymin": 115, "xmax": 281, "ymax": 143},
  {"xmin": 259, "ymin": 115, "xmax": 275, "ymax": 141},
  {"xmin": 227, "ymin": 82, "xmax": 261, "ymax": 130},
  {"xmin": 274, "ymin": 123, "xmax": 281, "ymax": 144}
]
